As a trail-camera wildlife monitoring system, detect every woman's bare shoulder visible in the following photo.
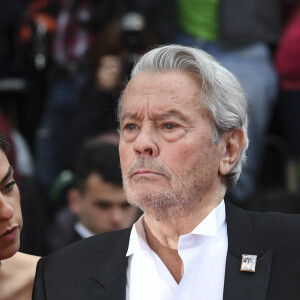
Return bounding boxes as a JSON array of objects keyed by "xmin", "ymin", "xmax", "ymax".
[
  {"xmin": 6, "ymin": 252, "xmax": 40, "ymax": 271},
  {"xmin": 14, "ymin": 251, "xmax": 40, "ymax": 264},
  {"xmin": 0, "ymin": 252, "xmax": 40, "ymax": 300}
]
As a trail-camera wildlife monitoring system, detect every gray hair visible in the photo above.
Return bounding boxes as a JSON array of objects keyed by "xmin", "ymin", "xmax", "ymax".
[{"xmin": 118, "ymin": 44, "xmax": 249, "ymax": 189}]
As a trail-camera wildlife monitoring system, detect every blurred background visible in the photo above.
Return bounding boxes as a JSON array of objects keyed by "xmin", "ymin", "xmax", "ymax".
[{"xmin": 0, "ymin": 0, "xmax": 299, "ymax": 256}]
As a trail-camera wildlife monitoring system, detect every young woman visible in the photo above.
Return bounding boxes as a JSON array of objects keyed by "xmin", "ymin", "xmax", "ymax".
[{"xmin": 0, "ymin": 132, "xmax": 40, "ymax": 300}]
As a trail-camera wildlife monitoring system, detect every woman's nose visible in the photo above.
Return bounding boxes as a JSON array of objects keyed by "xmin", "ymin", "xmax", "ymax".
[{"xmin": 0, "ymin": 195, "xmax": 14, "ymax": 220}]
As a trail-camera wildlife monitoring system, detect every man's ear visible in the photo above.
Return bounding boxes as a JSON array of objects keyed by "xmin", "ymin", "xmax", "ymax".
[
  {"xmin": 67, "ymin": 188, "xmax": 81, "ymax": 216},
  {"xmin": 219, "ymin": 129, "xmax": 245, "ymax": 175}
]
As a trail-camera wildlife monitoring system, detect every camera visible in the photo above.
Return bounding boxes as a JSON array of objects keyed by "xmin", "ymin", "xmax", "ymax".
[{"xmin": 121, "ymin": 12, "xmax": 145, "ymax": 83}]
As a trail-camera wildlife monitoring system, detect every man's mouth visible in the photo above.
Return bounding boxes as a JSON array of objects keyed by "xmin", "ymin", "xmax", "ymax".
[{"xmin": 131, "ymin": 169, "xmax": 162, "ymax": 178}]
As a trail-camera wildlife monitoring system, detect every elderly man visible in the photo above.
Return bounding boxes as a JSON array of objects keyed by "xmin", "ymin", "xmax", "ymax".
[{"xmin": 33, "ymin": 45, "xmax": 300, "ymax": 300}]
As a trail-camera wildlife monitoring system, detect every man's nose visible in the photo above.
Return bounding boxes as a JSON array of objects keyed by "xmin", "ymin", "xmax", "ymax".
[
  {"xmin": 0, "ymin": 195, "xmax": 14, "ymax": 220},
  {"xmin": 133, "ymin": 126, "xmax": 159, "ymax": 157},
  {"xmin": 110, "ymin": 207, "xmax": 124, "ymax": 225}
]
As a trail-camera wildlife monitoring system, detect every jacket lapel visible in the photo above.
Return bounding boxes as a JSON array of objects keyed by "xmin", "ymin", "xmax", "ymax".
[
  {"xmin": 223, "ymin": 201, "xmax": 273, "ymax": 300},
  {"xmin": 88, "ymin": 228, "xmax": 131, "ymax": 300}
]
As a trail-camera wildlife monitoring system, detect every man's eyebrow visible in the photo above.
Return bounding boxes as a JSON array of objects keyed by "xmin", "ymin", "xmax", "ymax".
[
  {"xmin": 93, "ymin": 199, "xmax": 129, "ymax": 207},
  {"xmin": 121, "ymin": 110, "xmax": 189, "ymax": 123},
  {"xmin": 120, "ymin": 112, "xmax": 140, "ymax": 123},
  {"xmin": 94, "ymin": 199, "xmax": 111, "ymax": 205},
  {"xmin": 155, "ymin": 110, "xmax": 188, "ymax": 122},
  {"xmin": 94, "ymin": 199, "xmax": 110, "ymax": 204},
  {"xmin": 1, "ymin": 166, "xmax": 13, "ymax": 184}
]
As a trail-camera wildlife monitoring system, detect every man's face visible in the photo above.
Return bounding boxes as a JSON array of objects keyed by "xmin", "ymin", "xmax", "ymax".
[
  {"xmin": 119, "ymin": 71, "xmax": 225, "ymax": 219},
  {"xmin": 74, "ymin": 173, "xmax": 139, "ymax": 234}
]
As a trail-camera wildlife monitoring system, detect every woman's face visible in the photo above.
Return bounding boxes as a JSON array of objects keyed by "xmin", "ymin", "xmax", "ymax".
[{"xmin": 0, "ymin": 150, "xmax": 22, "ymax": 260}]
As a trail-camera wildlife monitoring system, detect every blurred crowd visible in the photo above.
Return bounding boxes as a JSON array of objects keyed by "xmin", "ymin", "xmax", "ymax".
[{"xmin": 0, "ymin": 0, "xmax": 300, "ymax": 256}]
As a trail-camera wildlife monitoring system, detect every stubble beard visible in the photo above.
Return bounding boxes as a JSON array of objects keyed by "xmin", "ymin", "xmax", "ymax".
[{"xmin": 122, "ymin": 158, "xmax": 203, "ymax": 220}]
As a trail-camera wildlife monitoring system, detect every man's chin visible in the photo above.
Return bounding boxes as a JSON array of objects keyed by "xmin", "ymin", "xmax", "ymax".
[
  {"xmin": 128, "ymin": 180, "xmax": 170, "ymax": 193},
  {"xmin": 126, "ymin": 188, "xmax": 167, "ymax": 204},
  {"xmin": 126, "ymin": 194, "xmax": 181, "ymax": 219}
]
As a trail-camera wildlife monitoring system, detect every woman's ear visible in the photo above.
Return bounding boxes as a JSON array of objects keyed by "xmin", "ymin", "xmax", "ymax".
[{"xmin": 219, "ymin": 129, "xmax": 245, "ymax": 175}]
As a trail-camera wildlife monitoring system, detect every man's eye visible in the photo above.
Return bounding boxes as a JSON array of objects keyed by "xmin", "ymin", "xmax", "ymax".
[
  {"xmin": 125, "ymin": 124, "xmax": 137, "ymax": 131},
  {"xmin": 2, "ymin": 181, "xmax": 16, "ymax": 193},
  {"xmin": 164, "ymin": 123, "xmax": 176, "ymax": 130},
  {"xmin": 120, "ymin": 202, "xmax": 131, "ymax": 209},
  {"xmin": 95, "ymin": 202, "xmax": 112, "ymax": 210}
]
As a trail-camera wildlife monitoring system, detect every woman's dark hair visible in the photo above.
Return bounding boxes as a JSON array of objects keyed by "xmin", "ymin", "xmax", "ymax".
[{"xmin": 0, "ymin": 132, "xmax": 10, "ymax": 154}]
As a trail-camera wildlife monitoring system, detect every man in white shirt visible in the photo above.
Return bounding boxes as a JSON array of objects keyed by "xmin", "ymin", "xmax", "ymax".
[
  {"xmin": 33, "ymin": 44, "xmax": 300, "ymax": 300},
  {"xmin": 45, "ymin": 139, "xmax": 140, "ymax": 253}
]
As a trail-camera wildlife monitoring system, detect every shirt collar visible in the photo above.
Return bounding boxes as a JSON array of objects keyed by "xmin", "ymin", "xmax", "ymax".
[
  {"xmin": 190, "ymin": 199, "xmax": 226, "ymax": 237},
  {"xmin": 74, "ymin": 221, "xmax": 96, "ymax": 239},
  {"xmin": 126, "ymin": 215, "xmax": 148, "ymax": 257},
  {"xmin": 126, "ymin": 199, "xmax": 226, "ymax": 257}
]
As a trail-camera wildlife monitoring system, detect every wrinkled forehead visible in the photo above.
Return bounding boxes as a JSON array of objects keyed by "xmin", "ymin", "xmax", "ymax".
[{"xmin": 120, "ymin": 71, "xmax": 205, "ymax": 119}]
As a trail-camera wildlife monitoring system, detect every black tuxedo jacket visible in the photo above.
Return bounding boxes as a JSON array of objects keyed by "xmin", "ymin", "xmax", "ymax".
[
  {"xmin": 45, "ymin": 207, "xmax": 82, "ymax": 253},
  {"xmin": 33, "ymin": 201, "xmax": 300, "ymax": 299}
]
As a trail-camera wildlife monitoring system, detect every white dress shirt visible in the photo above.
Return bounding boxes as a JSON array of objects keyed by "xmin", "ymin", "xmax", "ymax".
[
  {"xmin": 126, "ymin": 200, "xmax": 228, "ymax": 300},
  {"xmin": 74, "ymin": 222, "xmax": 95, "ymax": 239}
]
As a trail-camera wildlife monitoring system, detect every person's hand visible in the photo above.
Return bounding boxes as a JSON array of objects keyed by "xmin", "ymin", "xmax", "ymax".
[{"xmin": 96, "ymin": 55, "xmax": 122, "ymax": 92}]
